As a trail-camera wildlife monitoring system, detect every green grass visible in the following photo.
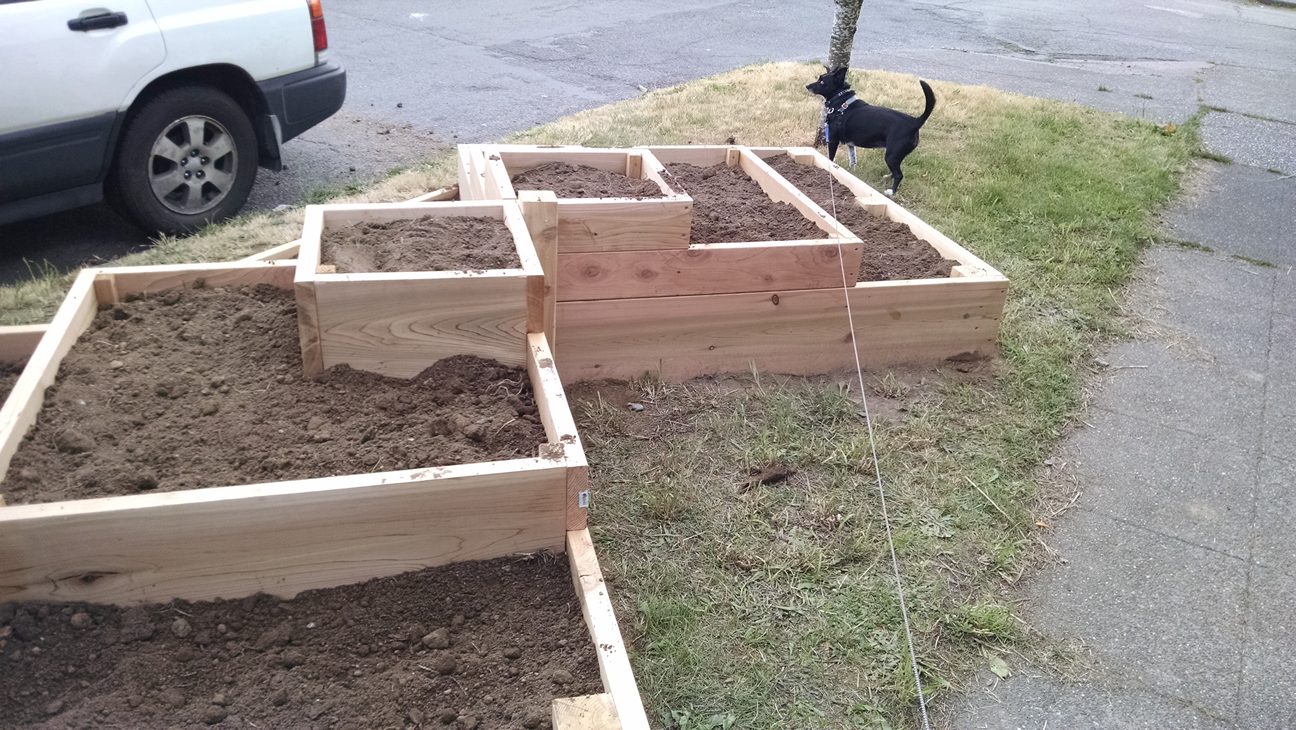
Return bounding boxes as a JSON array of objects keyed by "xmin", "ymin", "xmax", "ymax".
[{"xmin": 0, "ymin": 62, "xmax": 1198, "ymax": 727}]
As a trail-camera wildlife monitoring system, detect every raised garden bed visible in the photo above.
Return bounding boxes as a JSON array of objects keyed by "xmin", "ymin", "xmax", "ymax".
[
  {"xmin": 462, "ymin": 145, "xmax": 693, "ymax": 255},
  {"xmin": 0, "ymin": 325, "xmax": 45, "ymax": 408},
  {"xmin": 0, "ymin": 262, "xmax": 645, "ymax": 727},
  {"xmin": 294, "ymin": 201, "xmax": 544, "ymax": 378},
  {"xmin": 551, "ymin": 146, "xmax": 1008, "ymax": 383}
]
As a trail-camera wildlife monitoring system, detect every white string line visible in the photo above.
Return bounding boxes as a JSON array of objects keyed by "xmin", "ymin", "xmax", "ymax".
[{"xmin": 825, "ymin": 165, "xmax": 933, "ymax": 730}]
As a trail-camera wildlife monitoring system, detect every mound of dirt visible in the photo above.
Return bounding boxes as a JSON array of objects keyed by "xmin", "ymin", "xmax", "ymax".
[
  {"xmin": 511, "ymin": 161, "xmax": 664, "ymax": 199},
  {"xmin": 663, "ymin": 162, "xmax": 824, "ymax": 244},
  {"xmin": 321, "ymin": 216, "xmax": 519, "ymax": 273}
]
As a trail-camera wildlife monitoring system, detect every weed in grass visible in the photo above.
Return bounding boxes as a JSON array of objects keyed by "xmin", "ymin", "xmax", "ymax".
[
  {"xmin": 1231, "ymin": 254, "xmax": 1277, "ymax": 268},
  {"xmin": 1195, "ymin": 150, "xmax": 1233, "ymax": 164}
]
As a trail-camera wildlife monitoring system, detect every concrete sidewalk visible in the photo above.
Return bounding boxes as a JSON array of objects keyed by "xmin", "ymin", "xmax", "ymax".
[{"xmin": 944, "ymin": 10, "xmax": 1296, "ymax": 730}]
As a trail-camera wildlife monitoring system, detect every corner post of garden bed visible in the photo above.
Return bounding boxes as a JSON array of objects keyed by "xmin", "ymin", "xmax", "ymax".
[
  {"xmin": 527, "ymin": 332, "xmax": 588, "ymax": 531},
  {"xmin": 293, "ymin": 206, "xmax": 327, "ymax": 376},
  {"xmin": 519, "ymin": 190, "xmax": 559, "ymax": 349}
]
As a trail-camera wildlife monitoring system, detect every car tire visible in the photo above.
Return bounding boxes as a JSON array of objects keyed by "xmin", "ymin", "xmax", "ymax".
[{"xmin": 110, "ymin": 86, "xmax": 258, "ymax": 235}]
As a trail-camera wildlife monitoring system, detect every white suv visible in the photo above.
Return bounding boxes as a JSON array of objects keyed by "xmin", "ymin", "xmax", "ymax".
[{"xmin": 0, "ymin": 0, "xmax": 346, "ymax": 234}]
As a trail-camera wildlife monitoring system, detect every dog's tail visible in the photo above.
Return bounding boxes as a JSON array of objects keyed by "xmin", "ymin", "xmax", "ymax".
[{"xmin": 917, "ymin": 79, "xmax": 936, "ymax": 125}]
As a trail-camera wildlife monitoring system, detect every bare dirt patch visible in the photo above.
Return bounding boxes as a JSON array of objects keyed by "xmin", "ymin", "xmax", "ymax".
[
  {"xmin": 663, "ymin": 162, "xmax": 823, "ymax": 244},
  {"xmin": 1, "ymin": 285, "xmax": 545, "ymax": 504},
  {"xmin": 765, "ymin": 155, "xmax": 957, "ymax": 281},
  {"xmin": 0, "ymin": 555, "xmax": 600, "ymax": 730},
  {"xmin": 321, "ymin": 216, "xmax": 519, "ymax": 273},
  {"xmin": 510, "ymin": 162, "xmax": 663, "ymax": 199},
  {"xmin": 1, "ymin": 362, "xmax": 22, "ymax": 407}
]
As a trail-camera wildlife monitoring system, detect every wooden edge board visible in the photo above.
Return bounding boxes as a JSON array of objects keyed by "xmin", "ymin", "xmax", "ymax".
[
  {"xmin": 0, "ymin": 324, "xmax": 49, "ymax": 365},
  {"xmin": 793, "ymin": 147, "xmax": 1006, "ymax": 278},
  {"xmin": 0, "ymin": 270, "xmax": 99, "ymax": 481},
  {"xmin": 737, "ymin": 147, "xmax": 857, "ymax": 241},
  {"xmin": 97, "ymin": 261, "xmax": 295, "ymax": 302},
  {"xmin": 519, "ymin": 191, "xmax": 559, "ymax": 345},
  {"xmin": 0, "ymin": 457, "xmax": 568, "ymax": 605},
  {"xmin": 404, "ymin": 185, "xmax": 460, "ymax": 203},
  {"xmin": 567, "ymin": 529, "xmax": 649, "ymax": 730},
  {"xmin": 557, "ymin": 240, "xmax": 863, "ymax": 301},
  {"xmin": 528, "ymin": 333, "xmax": 587, "ymax": 530},
  {"xmin": 457, "ymin": 145, "xmax": 478, "ymax": 200},
  {"xmin": 480, "ymin": 146, "xmax": 516, "ymax": 201},
  {"xmin": 553, "ymin": 694, "xmax": 620, "ymax": 730},
  {"xmin": 641, "ymin": 145, "xmax": 733, "ymax": 167},
  {"xmin": 239, "ymin": 238, "xmax": 302, "ymax": 262}
]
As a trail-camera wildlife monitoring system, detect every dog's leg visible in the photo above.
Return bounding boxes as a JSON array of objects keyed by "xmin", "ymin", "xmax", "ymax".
[
  {"xmin": 827, "ymin": 139, "xmax": 840, "ymax": 165},
  {"xmin": 846, "ymin": 143, "xmax": 857, "ymax": 168},
  {"xmin": 883, "ymin": 151, "xmax": 905, "ymax": 196}
]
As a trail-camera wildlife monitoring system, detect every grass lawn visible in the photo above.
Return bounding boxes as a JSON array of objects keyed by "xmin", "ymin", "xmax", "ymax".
[{"xmin": 0, "ymin": 62, "xmax": 1197, "ymax": 728}]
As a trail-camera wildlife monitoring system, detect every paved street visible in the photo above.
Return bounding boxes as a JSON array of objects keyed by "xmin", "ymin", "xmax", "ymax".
[{"xmin": 3, "ymin": 0, "xmax": 1292, "ymax": 281}]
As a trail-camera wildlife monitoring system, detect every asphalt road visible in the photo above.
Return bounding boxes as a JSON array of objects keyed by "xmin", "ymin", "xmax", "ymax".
[{"xmin": 2, "ymin": 0, "xmax": 1292, "ymax": 287}]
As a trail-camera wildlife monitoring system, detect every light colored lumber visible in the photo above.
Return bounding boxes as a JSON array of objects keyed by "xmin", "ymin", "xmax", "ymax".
[
  {"xmin": 737, "ymin": 148, "xmax": 857, "ymax": 241},
  {"xmin": 298, "ymin": 200, "xmax": 518, "ymax": 225},
  {"xmin": 239, "ymin": 238, "xmax": 302, "ymax": 262},
  {"xmin": 0, "ymin": 270, "xmax": 99, "ymax": 480},
  {"xmin": 555, "ymin": 198, "xmax": 692, "ymax": 253},
  {"xmin": 500, "ymin": 149, "xmax": 630, "ymax": 178},
  {"xmin": 482, "ymin": 148, "xmax": 515, "ymax": 200},
  {"xmin": 557, "ymin": 240, "xmax": 862, "ymax": 300},
  {"xmin": 0, "ymin": 324, "xmax": 48, "ymax": 365},
  {"xmin": 528, "ymin": 333, "xmax": 588, "ymax": 530},
  {"xmin": 104, "ymin": 261, "xmax": 295, "ymax": 302},
  {"xmin": 624, "ymin": 152, "xmax": 642, "ymax": 181},
  {"xmin": 314, "ymin": 274, "xmax": 530, "ymax": 377},
  {"xmin": 642, "ymin": 145, "xmax": 730, "ymax": 167},
  {"xmin": 520, "ymin": 191, "xmax": 559, "ymax": 347},
  {"xmin": 555, "ymin": 278, "xmax": 1008, "ymax": 382},
  {"xmin": 458, "ymin": 145, "xmax": 483, "ymax": 200},
  {"xmin": 316, "ymin": 264, "xmax": 336, "ymax": 275},
  {"xmin": 0, "ymin": 458, "xmax": 567, "ymax": 605},
  {"xmin": 405, "ymin": 185, "xmax": 460, "ymax": 203},
  {"xmin": 296, "ymin": 208, "xmax": 328, "ymax": 375},
  {"xmin": 553, "ymin": 694, "xmax": 620, "ymax": 730},
  {"xmin": 567, "ymin": 529, "xmax": 649, "ymax": 730}
]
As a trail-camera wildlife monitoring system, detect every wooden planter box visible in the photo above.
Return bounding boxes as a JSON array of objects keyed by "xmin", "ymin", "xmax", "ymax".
[
  {"xmin": 462, "ymin": 145, "xmax": 694, "ymax": 254},
  {"xmin": 0, "ymin": 262, "xmax": 645, "ymax": 728},
  {"xmin": 551, "ymin": 145, "xmax": 1009, "ymax": 382},
  {"xmin": 294, "ymin": 200, "xmax": 545, "ymax": 378}
]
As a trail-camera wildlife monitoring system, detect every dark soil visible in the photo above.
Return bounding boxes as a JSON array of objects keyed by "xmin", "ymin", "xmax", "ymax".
[
  {"xmin": 321, "ymin": 216, "xmax": 519, "ymax": 273},
  {"xmin": 662, "ymin": 162, "xmax": 823, "ymax": 244},
  {"xmin": 1, "ymin": 285, "xmax": 546, "ymax": 504},
  {"xmin": 765, "ymin": 155, "xmax": 957, "ymax": 281},
  {"xmin": 1, "ymin": 361, "xmax": 22, "ymax": 407},
  {"xmin": 510, "ymin": 162, "xmax": 663, "ymax": 199},
  {"xmin": 0, "ymin": 555, "xmax": 601, "ymax": 730}
]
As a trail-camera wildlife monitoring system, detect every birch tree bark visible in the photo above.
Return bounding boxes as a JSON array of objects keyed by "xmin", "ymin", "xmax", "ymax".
[{"xmin": 828, "ymin": 0, "xmax": 863, "ymax": 71}]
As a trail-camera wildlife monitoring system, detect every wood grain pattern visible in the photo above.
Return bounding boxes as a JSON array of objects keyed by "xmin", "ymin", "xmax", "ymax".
[
  {"xmin": 405, "ymin": 185, "xmax": 460, "ymax": 203},
  {"xmin": 528, "ymin": 333, "xmax": 588, "ymax": 531},
  {"xmin": 643, "ymin": 145, "xmax": 731, "ymax": 167},
  {"xmin": 105, "ymin": 261, "xmax": 295, "ymax": 302},
  {"xmin": 0, "ymin": 458, "xmax": 567, "ymax": 605},
  {"xmin": 0, "ymin": 270, "xmax": 99, "ymax": 481},
  {"xmin": 555, "ymin": 278, "xmax": 1008, "ymax": 382},
  {"xmin": 239, "ymin": 238, "xmax": 302, "ymax": 262},
  {"xmin": 0, "ymin": 325, "xmax": 48, "ymax": 365},
  {"xmin": 520, "ymin": 191, "xmax": 559, "ymax": 347},
  {"xmin": 567, "ymin": 529, "xmax": 649, "ymax": 730},
  {"xmin": 315, "ymin": 274, "xmax": 530, "ymax": 377},
  {"xmin": 552, "ymin": 694, "xmax": 620, "ymax": 730},
  {"xmin": 555, "ymin": 198, "xmax": 692, "ymax": 254},
  {"xmin": 557, "ymin": 240, "xmax": 862, "ymax": 300}
]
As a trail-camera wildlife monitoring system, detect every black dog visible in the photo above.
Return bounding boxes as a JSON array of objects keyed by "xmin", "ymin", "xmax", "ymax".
[{"xmin": 806, "ymin": 67, "xmax": 935, "ymax": 196}]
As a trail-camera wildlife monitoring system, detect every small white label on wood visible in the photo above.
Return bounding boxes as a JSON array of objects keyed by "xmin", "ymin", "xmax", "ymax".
[{"xmin": 578, "ymin": 491, "xmax": 590, "ymax": 508}]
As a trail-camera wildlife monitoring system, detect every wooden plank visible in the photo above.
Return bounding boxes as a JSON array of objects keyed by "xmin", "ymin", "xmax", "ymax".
[
  {"xmin": 624, "ymin": 152, "xmax": 642, "ymax": 181},
  {"xmin": 92, "ymin": 273, "xmax": 118, "ymax": 305},
  {"xmin": 553, "ymin": 694, "xmax": 620, "ymax": 730},
  {"xmin": 500, "ymin": 149, "xmax": 629, "ymax": 177},
  {"xmin": 555, "ymin": 278, "xmax": 1008, "ymax": 382},
  {"xmin": 106, "ymin": 261, "xmax": 295, "ymax": 302},
  {"xmin": 643, "ymin": 145, "xmax": 730, "ymax": 167},
  {"xmin": 405, "ymin": 185, "xmax": 460, "ymax": 203},
  {"xmin": 738, "ymin": 148, "xmax": 857, "ymax": 241},
  {"xmin": 308, "ymin": 200, "xmax": 513, "ymax": 225},
  {"xmin": 239, "ymin": 238, "xmax": 302, "ymax": 262},
  {"xmin": 557, "ymin": 240, "xmax": 862, "ymax": 300},
  {"xmin": 458, "ymin": 145, "xmax": 481, "ymax": 200},
  {"xmin": 0, "ymin": 325, "xmax": 48, "ymax": 365},
  {"xmin": 555, "ymin": 198, "xmax": 692, "ymax": 254},
  {"xmin": 314, "ymin": 274, "xmax": 529, "ymax": 377},
  {"xmin": 528, "ymin": 333, "xmax": 587, "ymax": 531},
  {"xmin": 0, "ymin": 458, "xmax": 567, "ymax": 605},
  {"xmin": 0, "ymin": 270, "xmax": 99, "ymax": 480},
  {"xmin": 520, "ymin": 191, "xmax": 559, "ymax": 346},
  {"xmin": 567, "ymin": 529, "xmax": 649, "ymax": 730},
  {"xmin": 482, "ymin": 148, "xmax": 515, "ymax": 201},
  {"xmin": 295, "ymin": 208, "xmax": 327, "ymax": 376}
]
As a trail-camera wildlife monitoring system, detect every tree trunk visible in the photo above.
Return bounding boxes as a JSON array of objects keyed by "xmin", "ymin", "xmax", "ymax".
[{"xmin": 828, "ymin": 0, "xmax": 863, "ymax": 71}]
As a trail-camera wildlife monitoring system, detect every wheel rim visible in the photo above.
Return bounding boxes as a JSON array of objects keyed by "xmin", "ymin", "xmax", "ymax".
[{"xmin": 148, "ymin": 115, "xmax": 238, "ymax": 215}]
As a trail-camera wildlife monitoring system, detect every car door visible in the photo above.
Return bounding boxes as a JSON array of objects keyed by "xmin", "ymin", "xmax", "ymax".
[{"xmin": 0, "ymin": 0, "xmax": 165, "ymax": 204}]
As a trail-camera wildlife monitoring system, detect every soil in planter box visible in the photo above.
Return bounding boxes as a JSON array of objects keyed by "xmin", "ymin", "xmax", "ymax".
[
  {"xmin": 1, "ymin": 361, "xmax": 22, "ymax": 406},
  {"xmin": 664, "ymin": 162, "xmax": 823, "ymax": 244},
  {"xmin": 510, "ymin": 161, "xmax": 664, "ymax": 199},
  {"xmin": 0, "ymin": 555, "xmax": 602, "ymax": 730},
  {"xmin": 766, "ymin": 155, "xmax": 957, "ymax": 281},
  {"xmin": 321, "ymin": 216, "xmax": 520, "ymax": 273},
  {"xmin": 1, "ymin": 285, "xmax": 546, "ymax": 504}
]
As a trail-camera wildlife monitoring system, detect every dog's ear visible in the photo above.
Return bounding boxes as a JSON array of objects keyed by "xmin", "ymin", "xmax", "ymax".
[{"xmin": 832, "ymin": 67, "xmax": 849, "ymax": 82}]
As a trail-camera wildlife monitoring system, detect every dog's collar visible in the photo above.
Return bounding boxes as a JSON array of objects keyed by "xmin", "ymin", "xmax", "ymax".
[{"xmin": 825, "ymin": 91, "xmax": 859, "ymax": 116}]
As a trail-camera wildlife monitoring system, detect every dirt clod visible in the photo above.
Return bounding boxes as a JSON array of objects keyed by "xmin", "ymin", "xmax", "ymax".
[
  {"xmin": 422, "ymin": 626, "xmax": 451, "ymax": 649},
  {"xmin": 170, "ymin": 617, "xmax": 191, "ymax": 638},
  {"xmin": 665, "ymin": 161, "xmax": 824, "ymax": 244},
  {"xmin": 511, "ymin": 161, "xmax": 664, "ymax": 198},
  {"xmin": 766, "ymin": 155, "xmax": 957, "ymax": 281},
  {"xmin": 321, "ymin": 215, "xmax": 519, "ymax": 273}
]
